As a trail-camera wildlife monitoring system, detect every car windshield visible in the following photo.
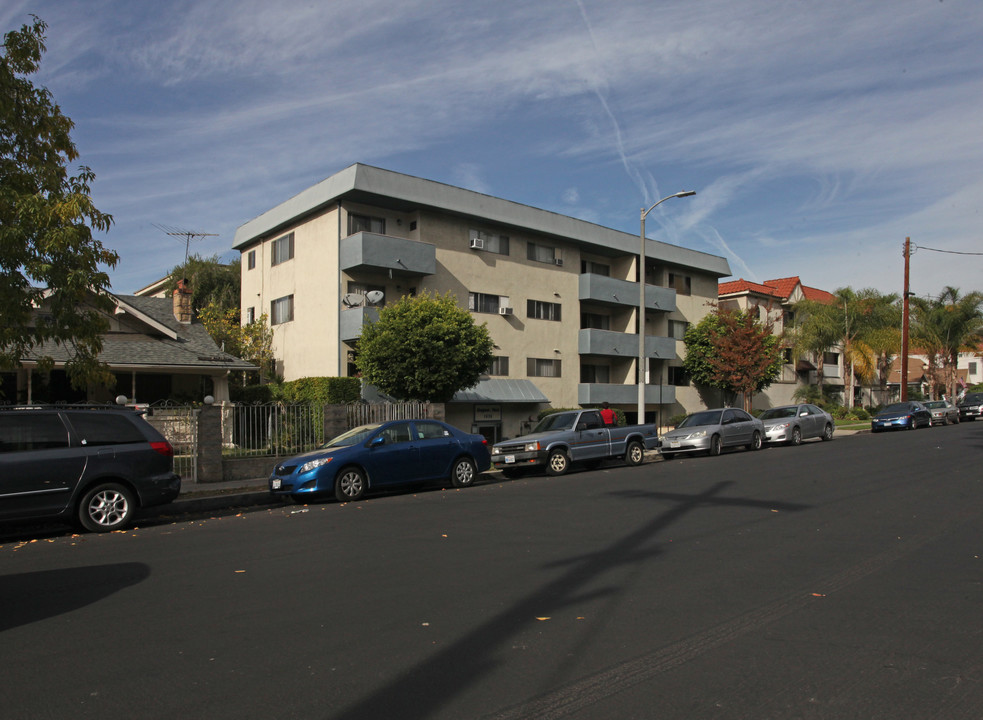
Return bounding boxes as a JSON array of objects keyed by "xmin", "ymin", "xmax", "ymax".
[
  {"xmin": 321, "ymin": 423, "xmax": 381, "ymax": 448},
  {"xmin": 533, "ymin": 412, "xmax": 579, "ymax": 433},
  {"xmin": 759, "ymin": 407, "xmax": 797, "ymax": 420},
  {"xmin": 962, "ymin": 393, "xmax": 983, "ymax": 404},
  {"xmin": 923, "ymin": 401, "xmax": 945, "ymax": 409},
  {"xmin": 882, "ymin": 403, "xmax": 912, "ymax": 414},
  {"xmin": 677, "ymin": 410, "xmax": 722, "ymax": 428}
]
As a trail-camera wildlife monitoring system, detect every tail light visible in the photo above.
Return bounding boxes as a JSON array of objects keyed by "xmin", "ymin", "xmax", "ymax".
[{"xmin": 150, "ymin": 440, "xmax": 174, "ymax": 457}]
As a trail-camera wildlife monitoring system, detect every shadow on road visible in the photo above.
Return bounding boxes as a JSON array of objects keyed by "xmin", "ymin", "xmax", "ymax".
[
  {"xmin": 328, "ymin": 481, "xmax": 812, "ymax": 720},
  {"xmin": 0, "ymin": 563, "xmax": 151, "ymax": 632}
]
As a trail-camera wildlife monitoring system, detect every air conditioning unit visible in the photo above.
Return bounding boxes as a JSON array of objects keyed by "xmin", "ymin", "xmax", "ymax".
[
  {"xmin": 470, "ymin": 238, "xmax": 484, "ymax": 250},
  {"xmin": 554, "ymin": 258, "xmax": 564, "ymax": 266},
  {"xmin": 498, "ymin": 306, "xmax": 513, "ymax": 316}
]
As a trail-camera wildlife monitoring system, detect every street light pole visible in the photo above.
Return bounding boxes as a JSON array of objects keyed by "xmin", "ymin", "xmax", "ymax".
[{"xmin": 638, "ymin": 191, "xmax": 696, "ymax": 423}]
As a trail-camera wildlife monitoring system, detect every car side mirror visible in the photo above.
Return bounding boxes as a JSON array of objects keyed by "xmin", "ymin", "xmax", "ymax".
[{"xmin": 370, "ymin": 436, "xmax": 386, "ymax": 447}]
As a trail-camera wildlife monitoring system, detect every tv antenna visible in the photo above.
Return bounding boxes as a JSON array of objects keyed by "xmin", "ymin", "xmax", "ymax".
[{"xmin": 153, "ymin": 224, "xmax": 218, "ymax": 263}]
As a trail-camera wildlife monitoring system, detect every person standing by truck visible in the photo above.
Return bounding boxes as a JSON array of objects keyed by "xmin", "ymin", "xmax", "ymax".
[{"xmin": 600, "ymin": 402, "xmax": 616, "ymax": 426}]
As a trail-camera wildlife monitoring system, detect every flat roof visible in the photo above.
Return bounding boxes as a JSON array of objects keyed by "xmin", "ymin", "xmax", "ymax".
[{"xmin": 233, "ymin": 164, "xmax": 731, "ymax": 277}]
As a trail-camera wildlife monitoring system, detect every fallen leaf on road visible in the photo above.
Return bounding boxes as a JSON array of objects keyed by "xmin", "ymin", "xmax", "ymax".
[
  {"xmin": 811, "ymin": 593, "xmax": 826, "ymax": 597},
  {"xmin": 536, "ymin": 617, "xmax": 550, "ymax": 621}
]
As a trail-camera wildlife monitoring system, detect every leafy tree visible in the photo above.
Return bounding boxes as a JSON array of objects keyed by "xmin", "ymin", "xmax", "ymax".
[
  {"xmin": 683, "ymin": 307, "xmax": 783, "ymax": 411},
  {"xmin": 196, "ymin": 302, "xmax": 275, "ymax": 382},
  {"xmin": 166, "ymin": 254, "xmax": 239, "ymax": 317},
  {"xmin": 910, "ymin": 287, "xmax": 983, "ymax": 400},
  {"xmin": 355, "ymin": 291, "xmax": 494, "ymax": 402},
  {"xmin": 0, "ymin": 17, "xmax": 117, "ymax": 387},
  {"xmin": 792, "ymin": 288, "xmax": 899, "ymax": 407}
]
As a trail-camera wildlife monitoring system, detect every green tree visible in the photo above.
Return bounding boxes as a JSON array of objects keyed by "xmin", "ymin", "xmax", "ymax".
[
  {"xmin": 0, "ymin": 17, "xmax": 117, "ymax": 387},
  {"xmin": 196, "ymin": 302, "xmax": 275, "ymax": 382},
  {"xmin": 683, "ymin": 307, "xmax": 783, "ymax": 411},
  {"xmin": 165, "ymin": 254, "xmax": 240, "ymax": 317},
  {"xmin": 355, "ymin": 291, "xmax": 494, "ymax": 402},
  {"xmin": 792, "ymin": 288, "xmax": 899, "ymax": 407},
  {"xmin": 910, "ymin": 287, "xmax": 983, "ymax": 400}
]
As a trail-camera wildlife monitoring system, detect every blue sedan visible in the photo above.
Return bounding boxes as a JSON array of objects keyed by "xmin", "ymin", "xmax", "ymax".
[
  {"xmin": 871, "ymin": 402, "xmax": 932, "ymax": 432},
  {"xmin": 269, "ymin": 419, "xmax": 491, "ymax": 502}
]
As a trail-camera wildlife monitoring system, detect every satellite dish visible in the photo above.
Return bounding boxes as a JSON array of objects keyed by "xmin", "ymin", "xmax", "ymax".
[
  {"xmin": 342, "ymin": 293, "xmax": 365, "ymax": 308},
  {"xmin": 365, "ymin": 290, "xmax": 385, "ymax": 305}
]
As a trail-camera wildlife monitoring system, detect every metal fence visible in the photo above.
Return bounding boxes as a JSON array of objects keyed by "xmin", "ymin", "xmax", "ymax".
[
  {"xmin": 222, "ymin": 402, "xmax": 326, "ymax": 458},
  {"xmin": 146, "ymin": 402, "xmax": 199, "ymax": 483},
  {"xmin": 346, "ymin": 401, "xmax": 436, "ymax": 426}
]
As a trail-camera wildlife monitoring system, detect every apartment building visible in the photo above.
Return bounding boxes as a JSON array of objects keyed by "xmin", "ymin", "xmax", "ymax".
[
  {"xmin": 233, "ymin": 164, "xmax": 730, "ymax": 439},
  {"xmin": 717, "ymin": 277, "xmax": 838, "ymax": 408}
]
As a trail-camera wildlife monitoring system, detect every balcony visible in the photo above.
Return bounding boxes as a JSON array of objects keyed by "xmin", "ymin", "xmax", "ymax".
[
  {"xmin": 578, "ymin": 329, "xmax": 675, "ymax": 359},
  {"xmin": 339, "ymin": 306, "xmax": 379, "ymax": 342},
  {"xmin": 340, "ymin": 232, "xmax": 436, "ymax": 277},
  {"xmin": 578, "ymin": 383, "xmax": 676, "ymax": 406},
  {"xmin": 579, "ymin": 273, "xmax": 676, "ymax": 313}
]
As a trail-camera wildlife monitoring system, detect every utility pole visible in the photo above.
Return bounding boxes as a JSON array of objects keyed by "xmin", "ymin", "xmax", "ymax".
[{"xmin": 900, "ymin": 237, "xmax": 911, "ymax": 401}]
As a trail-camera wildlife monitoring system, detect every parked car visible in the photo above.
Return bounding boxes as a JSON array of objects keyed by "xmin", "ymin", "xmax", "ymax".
[
  {"xmin": 957, "ymin": 392, "xmax": 983, "ymax": 421},
  {"xmin": 758, "ymin": 404, "xmax": 835, "ymax": 445},
  {"xmin": 870, "ymin": 402, "xmax": 932, "ymax": 432},
  {"xmin": 923, "ymin": 399, "xmax": 960, "ymax": 426},
  {"xmin": 490, "ymin": 408, "xmax": 658, "ymax": 477},
  {"xmin": 269, "ymin": 419, "xmax": 490, "ymax": 502},
  {"xmin": 659, "ymin": 408, "xmax": 764, "ymax": 458},
  {"xmin": 0, "ymin": 406, "xmax": 181, "ymax": 532}
]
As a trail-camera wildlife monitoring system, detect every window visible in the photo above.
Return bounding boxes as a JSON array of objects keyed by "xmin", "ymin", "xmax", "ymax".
[
  {"xmin": 970, "ymin": 361, "xmax": 978, "ymax": 375},
  {"xmin": 581, "ymin": 260, "xmax": 610, "ymax": 276},
  {"xmin": 470, "ymin": 229, "xmax": 510, "ymax": 255},
  {"xmin": 527, "ymin": 242, "xmax": 558, "ymax": 264},
  {"xmin": 415, "ymin": 422, "xmax": 450, "ymax": 440},
  {"xmin": 271, "ymin": 295, "xmax": 294, "ymax": 325},
  {"xmin": 580, "ymin": 364, "xmax": 610, "ymax": 383},
  {"xmin": 528, "ymin": 358, "xmax": 562, "ymax": 377},
  {"xmin": 0, "ymin": 414, "xmax": 69, "ymax": 453},
  {"xmin": 667, "ymin": 366, "xmax": 691, "ymax": 386},
  {"xmin": 488, "ymin": 356, "xmax": 510, "ymax": 376},
  {"xmin": 68, "ymin": 414, "xmax": 146, "ymax": 446},
  {"xmin": 668, "ymin": 273, "xmax": 691, "ymax": 295},
  {"xmin": 527, "ymin": 300, "xmax": 561, "ymax": 321},
  {"xmin": 380, "ymin": 422, "xmax": 412, "ymax": 444},
  {"xmin": 271, "ymin": 232, "xmax": 294, "ymax": 266},
  {"xmin": 245, "ymin": 307, "xmax": 255, "ymax": 324},
  {"xmin": 247, "ymin": 250, "xmax": 256, "ymax": 270},
  {"xmin": 468, "ymin": 292, "xmax": 505, "ymax": 314},
  {"xmin": 581, "ymin": 313, "xmax": 610, "ymax": 330},
  {"xmin": 348, "ymin": 213, "xmax": 385, "ymax": 235},
  {"xmin": 823, "ymin": 351, "xmax": 840, "ymax": 366},
  {"xmin": 783, "ymin": 347, "xmax": 793, "ymax": 363},
  {"xmin": 668, "ymin": 320, "xmax": 689, "ymax": 340}
]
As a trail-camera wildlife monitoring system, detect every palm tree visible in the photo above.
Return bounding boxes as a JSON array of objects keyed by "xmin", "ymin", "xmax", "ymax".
[
  {"xmin": 910, "ymin": 287, "xmax": 983, "ymax": 400},
  {"xmin": 792, "ymin": 288, "xmax": 899, "ymax": 408}
]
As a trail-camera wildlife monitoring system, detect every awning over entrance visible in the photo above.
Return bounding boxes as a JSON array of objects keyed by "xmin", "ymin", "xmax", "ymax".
[{"xmin": 452, "ymin": 379, "xmax": 549, "ymax": 403}]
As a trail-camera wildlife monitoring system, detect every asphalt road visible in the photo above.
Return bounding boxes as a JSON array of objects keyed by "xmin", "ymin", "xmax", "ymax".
[{"xmin": 2, "ymin": 422, "xmax": 982, "ymax": 720}]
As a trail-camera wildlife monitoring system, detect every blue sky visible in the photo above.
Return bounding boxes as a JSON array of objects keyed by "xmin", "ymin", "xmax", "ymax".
[{"xmin": 6, "ymin": 0, "xmax": 982, "ymax": 299}]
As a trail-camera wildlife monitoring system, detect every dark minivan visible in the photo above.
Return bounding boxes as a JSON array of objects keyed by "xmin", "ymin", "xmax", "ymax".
[{"xmin": 0, "ymin": 406, "xmax": 180, "ymax": 532}]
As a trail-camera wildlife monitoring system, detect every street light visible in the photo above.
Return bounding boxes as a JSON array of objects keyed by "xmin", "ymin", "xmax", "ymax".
[{"xmin": 638, "ymin": 191, "xmax": 696, "ymax": 424}]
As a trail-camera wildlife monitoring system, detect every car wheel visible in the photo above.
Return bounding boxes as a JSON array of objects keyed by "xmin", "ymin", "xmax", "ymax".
[
  {"xmin": 708, "ymin": 434, "xmax": 722, "ymax": 456},
  {"xmin": 624, "ymin": 440, "xmax": 645, "ymax": 466},
  {"xmin": 546, "ymin": 449, "xmax": 570, "ymax": 476},
  {"xmin": 789, "ymin": 426, "xmax": 802, "ymax": 446},
  {"xmin": 335, "ymin": 467, "xmax": 366, "ymax": 502},
  {"xmin": 77, "ymin": 482, "xmax": 136, "ymax": 533},
  {"xmin": 822, "ymin": 423, "xmax": 833, "ymax": 441},
  {"xmin": 747, "ymin": 431, "xmax": 762, "ymax": 451},
  {"xmin": 450, "ymin": 457, "xmax": 477, "ymax": 488},
  {"xmin": 954, "ymin": 415, "xmax": 960, "ymax": 424}
]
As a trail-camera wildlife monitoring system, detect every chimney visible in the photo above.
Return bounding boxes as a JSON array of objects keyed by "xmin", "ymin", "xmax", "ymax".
[{"xmin": 173, "ymin": 278, "xmax": 192, "ymax": 324}]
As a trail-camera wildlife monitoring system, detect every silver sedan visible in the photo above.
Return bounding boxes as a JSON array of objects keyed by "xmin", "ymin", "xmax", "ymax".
[
  {"xmin": 659, "ymin": 408, "xmax": 764, "ymax": 458},
  {"xmin": 758, "ymin": 404, "xmax": 835, "ymax": 445},
  {"xmin": 923, "ymin": 399, "xmax": 960, "ymax": 425}
]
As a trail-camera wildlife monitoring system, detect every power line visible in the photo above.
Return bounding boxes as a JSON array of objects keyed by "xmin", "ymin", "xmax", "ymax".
[{"xmin": 912, "ymin": 243, "xmax": 983, "ymax": 256}]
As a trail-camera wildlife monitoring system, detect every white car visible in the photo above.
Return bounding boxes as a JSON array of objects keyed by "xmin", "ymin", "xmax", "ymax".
[{"xmin": 758, "ymin": 404, "xmax": 835, "ymax": 445}]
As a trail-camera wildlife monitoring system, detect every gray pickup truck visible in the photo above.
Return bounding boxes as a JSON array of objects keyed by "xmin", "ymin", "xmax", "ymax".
[{"xmin": 491, "ymin": 409, "xmax": 660, "ymax": 477}]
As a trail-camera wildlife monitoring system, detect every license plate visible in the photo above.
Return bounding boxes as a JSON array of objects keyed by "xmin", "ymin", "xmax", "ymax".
[
  {"xmin": 272, "ymin": 478, "xmax": 282, "ymax": 490},
  {"xmin": 670, "ymin": 441, "xmax": 680, "ymax": 449},
  {"xmin": 504, "ymin": 455, "xmax": 515, "ymax": 464}
]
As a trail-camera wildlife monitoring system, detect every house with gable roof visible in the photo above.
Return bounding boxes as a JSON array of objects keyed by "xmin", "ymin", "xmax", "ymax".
[
  {"xmin": 717, "ymin": 276, "xmax": 841, "ymax": 408},
  {"xmin": 1, "ymin": 281, "xmax": 254, "ymax": 405}
]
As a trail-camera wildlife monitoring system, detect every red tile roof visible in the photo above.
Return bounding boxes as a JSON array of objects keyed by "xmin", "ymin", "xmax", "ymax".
[{"xmin": 718, "ymin": 275, "xmax": 834, "ymax": 304}]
